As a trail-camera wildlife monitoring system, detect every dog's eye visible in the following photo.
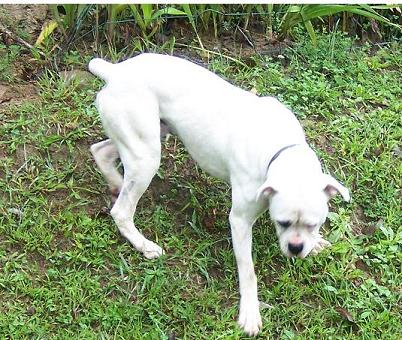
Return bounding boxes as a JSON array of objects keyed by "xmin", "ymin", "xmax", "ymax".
[{"xmin": 278, "ymin": 220, "xmax": 291, "ymax": 228}]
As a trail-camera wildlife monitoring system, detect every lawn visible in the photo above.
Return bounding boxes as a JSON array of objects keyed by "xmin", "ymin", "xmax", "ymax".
[{"xmin": 0, "ymin": 33, "xmax": 401, "ymax": 338}]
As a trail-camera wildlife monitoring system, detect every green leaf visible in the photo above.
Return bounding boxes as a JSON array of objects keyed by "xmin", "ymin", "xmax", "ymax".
[
  {"xmin": 324, "ymin": 285, "xmax": 338, "ymax": 293},
  {"xmin": 152, "ymin": 7, "xmax": 187, "ymax": 21},
  {"xmin": 35, "ymin": 20, "xmax": 58, "ymax": 46},
  {"xmin": 129, "ymin": 5, "xmax": 146, "ymax": 31},
  {"xmin": 181, "ymin": 4, "xmax": 196, "ymax": 30},
  {"xmin": 141, "ymin": 3, "xmax": 154, "ymax": 26},
  {"xmin": 304, "ymin": 20, "xmax": 317, "ymax": 47}
]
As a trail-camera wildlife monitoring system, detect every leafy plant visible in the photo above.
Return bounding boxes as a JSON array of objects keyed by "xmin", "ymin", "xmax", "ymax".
[
  {"xmin": 129, "ymin": 4, "xmax": 187, "ymax": 40},
  {"xmin": 106, "ymin": 4, "xmax": 128, "ymax": 41},
  {"xmin": 48, "ymin": 4, "xmax": 92, "ymax": 38},
  {"xmin": 38, "ymin": 3, "xmax": 401, "ymax": 58},
  {"xmin": 279, "ymin": 4, "xmax": 401, "ymax": 46}
]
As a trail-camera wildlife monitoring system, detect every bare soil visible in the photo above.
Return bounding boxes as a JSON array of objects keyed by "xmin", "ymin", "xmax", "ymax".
[{"xmin": 0, "ymin": 4, "xmax": 48, "ymax": 41}]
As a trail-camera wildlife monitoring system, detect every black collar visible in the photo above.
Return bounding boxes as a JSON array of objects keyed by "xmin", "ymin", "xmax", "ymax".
[{"xmin": 267, "ymin": 144, "xmax": 299, "ymax": 172}]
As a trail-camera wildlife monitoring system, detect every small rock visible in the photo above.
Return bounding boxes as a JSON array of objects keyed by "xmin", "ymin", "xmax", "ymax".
[
  {"xmin": 392, "ymin": 145, "xmax": 402, "ymax": 159},
  {"xmin": 373, "ymin": 145, "xmax": 384, "ymax": 157},
  {"xmin": 8, "ymin": 208, "xmax": 22, "ymax": 217},
  {"xmin": 60, "ymin": 70, "xmax": 95, "ymax": 89},
  {"xmin": 26, "ymin": 306, "xmax": 36, "ymax": 315}
]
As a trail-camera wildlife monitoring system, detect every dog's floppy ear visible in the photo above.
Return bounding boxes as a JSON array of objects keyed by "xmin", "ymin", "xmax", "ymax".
[
  {"xmin": 256, "ymin": 180, "xmax": 277, "ymax": 201},
  {"xmin": 322, "ymin": 174, "xmax": 350, "ymax": 202}
]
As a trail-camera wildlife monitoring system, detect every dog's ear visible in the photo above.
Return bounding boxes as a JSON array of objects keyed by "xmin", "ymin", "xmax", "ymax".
[
  {"xmin": 322, "ymin": 174, "xmax": 350, "ymax": 202},
  {"xmin": 256, "ymin": 180, "xmax": 277, "ymax": 201}
]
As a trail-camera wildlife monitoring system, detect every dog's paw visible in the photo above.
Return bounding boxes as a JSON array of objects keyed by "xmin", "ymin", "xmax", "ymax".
[
  {"xmin": 310, "ymin": 235, "xmax": 331, "ymax": 255},
  {"xmin": 238, "ymin": 302, "xmax": 262, "ymax": 336},
  {"xmin": 143, "ymin": 240, "xmax": 164, "ymax": 259}
]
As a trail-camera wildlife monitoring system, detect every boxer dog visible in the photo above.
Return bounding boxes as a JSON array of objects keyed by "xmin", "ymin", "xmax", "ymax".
[{"xmin": 89, "ymin": 54, "xmax": 350, "ymax": 335}]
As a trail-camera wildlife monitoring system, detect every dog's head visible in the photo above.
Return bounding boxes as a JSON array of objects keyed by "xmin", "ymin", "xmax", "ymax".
[{"xmin": 257, "ymin": 172, "xmax": 350, "ymax": 258}]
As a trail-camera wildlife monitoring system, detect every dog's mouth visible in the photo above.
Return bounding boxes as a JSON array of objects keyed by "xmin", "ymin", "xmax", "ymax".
[
  {"xmin": 283, "ymin": 251, "xmax": 307, "ymax": 259},
  {"xmin": 280, "ymin": 241, "xmax": 311, "ymax": 259}
]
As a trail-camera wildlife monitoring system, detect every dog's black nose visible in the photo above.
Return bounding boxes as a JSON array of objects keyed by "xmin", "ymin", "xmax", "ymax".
[{"xmin": 288, "ymin": 242, "xmax": 304, "ymax": 255}]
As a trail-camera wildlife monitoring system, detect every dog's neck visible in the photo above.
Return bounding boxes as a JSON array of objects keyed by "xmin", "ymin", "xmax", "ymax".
[
  {"xmin": 266, "ymin": 144, "xmax": 323, "ymax": 182},
  {"xmin": 266, "ymin": 144, "xmax": 300, "ymax": 174}
]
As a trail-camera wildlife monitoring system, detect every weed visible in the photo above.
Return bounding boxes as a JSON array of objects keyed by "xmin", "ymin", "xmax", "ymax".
[{"xmin": 0, "ymin": 44, "xmax": 22, "ymax": 82}]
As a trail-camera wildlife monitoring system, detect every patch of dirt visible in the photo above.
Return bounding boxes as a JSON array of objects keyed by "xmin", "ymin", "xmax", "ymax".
[
  {"xmin": 165, "ymin": 19, "xmax": 290, "ymax": 63},
  {"xmin": 335, "ymin": 306, "xmax": 356, "ymax": 323},
  {"xmin": 14, "ymin": 143, "xmax": 41, "ymax": 164},
  {"xmin": 0, "ymin": 84, "xmax": 11, "ymax": 104},
  {"xmin": 0, "ymin": 82, "xmax": 38, "ymax": 109},
  {"xmin": 207, "ymin": 264, "xmax": 225, "ymax": 279},
  {"xmin": 0, "ymin": 142, "xmax": 6, "ymax": 157},
  {"xmin": 47, "ymin": 140, "xmax": 108, "ymax": 216},
  {"xmin": 215, "ymin": 30, "xmax": 290, "ymax": 61},
  {"xmin": 350, "ymin": 205, "xmax": 377, "ymax": 237},
  {"xmin": 354, "ymin": 259, "xmax": 371, "ymax": 274},
  {"xmin": 312, "ymin": 133, "xmax": 336, "ymax": 156},
  {"xmin": 27, "ymin": 251, "xmax": 48, "ymax": 275},
  {"xmin": 50, "ymin": 230, "xmax": 73, "ymax": 252},
  {"xmin": 354, "ymin": 258, "xmax": 384, "ymax": 286},
  {"xmin": 0, "ymin": 5, "xmax": 48, "ymax": 42}
]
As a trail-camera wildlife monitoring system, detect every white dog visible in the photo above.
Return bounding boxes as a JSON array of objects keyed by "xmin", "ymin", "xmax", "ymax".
[{"xmin": 88, "ymin": 53, "xmax": 350, "ymax": 336}]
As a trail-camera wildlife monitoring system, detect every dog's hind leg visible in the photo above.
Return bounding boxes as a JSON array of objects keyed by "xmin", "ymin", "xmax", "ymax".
[
  {"xmin": 91, "ymin": 119, "xmax": 169, "ymax": 202},
  {"xmin": 90, "ymin": 139, "xmax": 123, "ymax": 201},
  {"xmin": 98, "ymin": 96, "xmax": 163, "ymax": 259},
  {"xmin": 111, "ymin": 140, "xmax": 163, "ymax": 259}
]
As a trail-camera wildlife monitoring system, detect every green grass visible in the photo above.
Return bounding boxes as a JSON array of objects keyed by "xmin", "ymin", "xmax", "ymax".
[{"xmin": 0, "ymin": 33, "xmax": 401, "ymax": 338}]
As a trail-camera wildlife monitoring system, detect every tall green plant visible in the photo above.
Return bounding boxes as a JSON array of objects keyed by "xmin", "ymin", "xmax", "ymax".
[
  {"xmin": 279, "ymin": 4, "xmax": 400, "ymax": 46},
  {"xmin": 106, "ymin": 4, "xmax": 128, "ymax": 40},
  {"xmin": 43, "ymin": 3, "xmax": 401, "ymax": 58},
  {"xmin": 129, "ymin": 4, "xmax": 187, "ymax": 39},
  {"xmin": 191, "ymin": 4, "xmax": 225, "ymax": 38},
  {"xmin": 48, "ymin": 4, "xmax": 91, "ymax": 38}
]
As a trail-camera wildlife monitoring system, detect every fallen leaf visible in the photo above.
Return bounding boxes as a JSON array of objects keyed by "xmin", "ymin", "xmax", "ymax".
[
  {"xmin": 336, "ymin": 306, "xmax": 355, "ymax": 323},
  {"xmin": 355, "ymin": 259, "xmax": 370, "ymax": 273}
]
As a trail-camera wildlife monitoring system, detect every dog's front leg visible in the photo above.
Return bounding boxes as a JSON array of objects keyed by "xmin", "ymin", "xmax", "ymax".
[{"xmin": 230, "ymin": 209, "xmax": 262, "ymax": 336}]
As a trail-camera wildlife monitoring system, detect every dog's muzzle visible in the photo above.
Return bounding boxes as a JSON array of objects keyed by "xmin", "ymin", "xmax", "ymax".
[{"xmin": 288, "ymin": 242, "xmax": 304, "ymax": 256}]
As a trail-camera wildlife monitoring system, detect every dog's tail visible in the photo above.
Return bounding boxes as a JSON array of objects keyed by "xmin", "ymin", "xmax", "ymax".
[{"xmin": 88, "ymin": 58, "xmax": 114, "ymax": 82}]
